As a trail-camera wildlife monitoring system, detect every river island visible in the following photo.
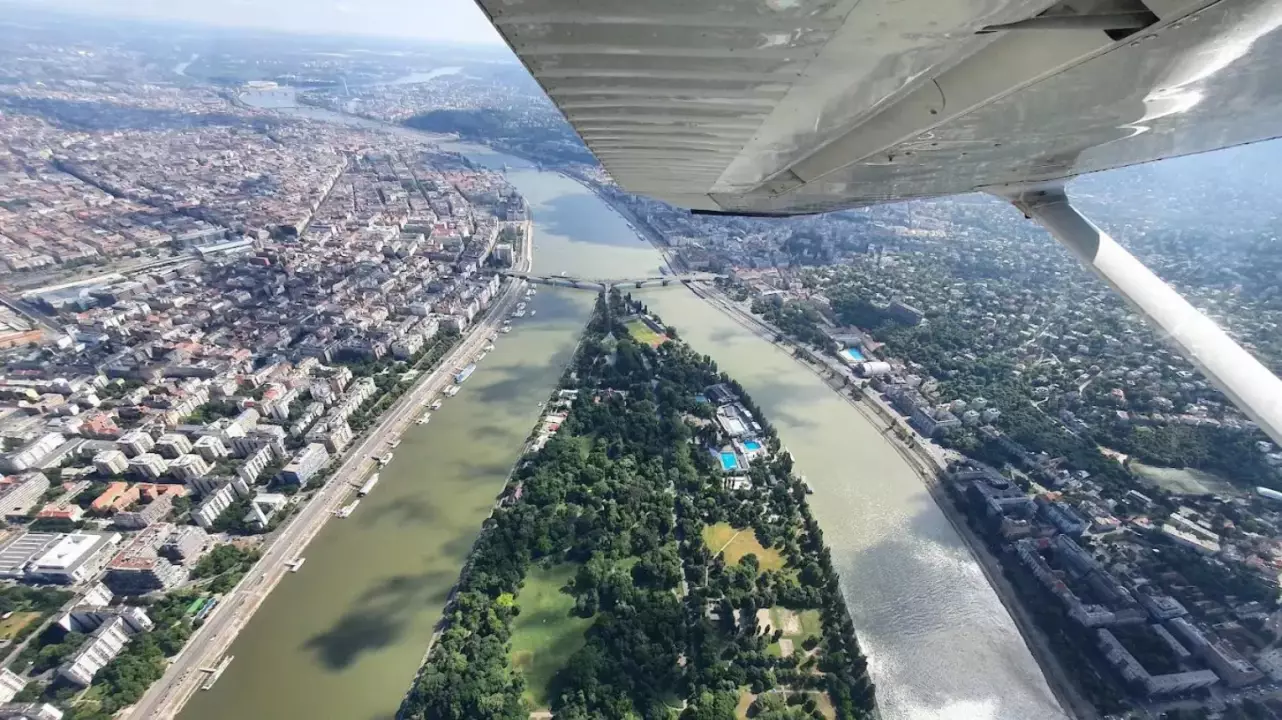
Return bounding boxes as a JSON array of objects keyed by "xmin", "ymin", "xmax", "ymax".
[{"xmin": 399, "ymin": 290, "xmax": 877, "ymax": 720}]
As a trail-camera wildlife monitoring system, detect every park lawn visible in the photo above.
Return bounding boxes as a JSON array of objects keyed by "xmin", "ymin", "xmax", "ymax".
[
  {"xmin": 509, "ymin": 563, "xmax": 593, "ymax": 710},
  {"xmin": 813, "ymin": 691, "xmax": 837, "ymax": 720},
  {"xmin": 764, "ymin": 608, "xmax": 823, "ymax": 657},
  {"xmin": 625, "ymin": 319, "xmax": 668, "ymax": 348},
  {"xmin": 0, "ymin": 612, "xmax": 41, "ymax": 640},
  {"xmin": 701, "ymin": 522, "xmax": 787, "ymax": 572}
]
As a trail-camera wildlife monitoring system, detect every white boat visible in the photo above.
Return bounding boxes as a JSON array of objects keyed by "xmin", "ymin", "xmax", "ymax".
[
  {"xmin": 517, "ymin": 302, "xmax": 527, "ymax": 311},
  {"xmin": 287, "ymin": 558, "xmax": 306, "ymax": 572},
  {"xmin": 417, "ymin": 411, "xmax": 432, "ymax": 425},
  {"xmin": 444, "ymin": 385, "xmax": 460, "ymax": 397},
  {"xmin": 478, "ymin": 351, "xmax": 488, "ymax": 361},
  {"xmin": 501, "ymin": 326, "xmax": 512, "ymax": 334},
  {"xmin": 358, "ymin": 473, "xmax": 380, "ymax": 497},
  {"xmin": 529, "ymin": 310, "xmax": 537, "ymax": 317},
  {"xmin": 388, "ymin": 439, "xmax": 401, "ymax": 449},
  {"xmin": 428, "ymin": 400, "xmax": 442, "ymax": 410},
  {"xmin": 483, "ymin": 343, "xmax": 495, "ymax": 352},
  {"xmin": 489, "ymin": 332, "xmax": 499, "ymax": 342},
  {"xmin": 336, "ymin": 499, "xmax": 360, "ymax": 518},
  {"xmin": 514, "ymin": 310, "xmax": 526, "ymax": 318},
  {"xmin": 376, "ymin": 452, "xmax": 394, "ymax": 467}
]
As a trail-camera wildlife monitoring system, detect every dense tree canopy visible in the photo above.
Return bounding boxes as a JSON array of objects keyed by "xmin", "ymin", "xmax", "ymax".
[{"xmin": 400, "ymin": 291, "xmax": 875, "ymax": 720}]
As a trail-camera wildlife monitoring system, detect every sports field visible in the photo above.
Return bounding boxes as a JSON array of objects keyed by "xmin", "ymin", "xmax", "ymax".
[
  {"xmin": 508, "ymin": 563, "xmax": 593, "ymax": 709},
  {"xmin": 625, "ymin": 319, "xmax": 668, "ymax": 348}
]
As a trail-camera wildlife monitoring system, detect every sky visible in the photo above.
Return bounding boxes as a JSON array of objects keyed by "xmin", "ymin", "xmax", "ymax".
[{"xmin": 13, "ymin": 0, "xmax": 505, "ymax": 44}]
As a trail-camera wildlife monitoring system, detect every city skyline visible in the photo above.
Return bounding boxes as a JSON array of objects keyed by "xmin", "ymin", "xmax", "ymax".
[{"xmin": 5, "ymin": 0, "xmax": 505, "ymax": 44}]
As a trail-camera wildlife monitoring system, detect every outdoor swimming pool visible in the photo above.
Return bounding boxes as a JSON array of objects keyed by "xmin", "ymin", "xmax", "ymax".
[
  {"xmin": 842, "ymin": 347, "xmax": 866, "ymax": 362},
  {"xmin": 719, "ymin": 452, "xmax": 739, "ymax": 471},
  {"xmin": 743, "ymin": 440, "xmax": 762, "ymax": 452}
]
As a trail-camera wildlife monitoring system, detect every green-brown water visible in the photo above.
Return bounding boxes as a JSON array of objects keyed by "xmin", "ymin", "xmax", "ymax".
[{"xmin": 182, "ymin": 103, "xmax": 1065, "ymax": 720}]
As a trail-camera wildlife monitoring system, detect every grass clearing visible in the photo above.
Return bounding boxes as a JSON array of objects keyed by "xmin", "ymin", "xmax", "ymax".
[
  {"xmin": 509, "ymin": 563, "xmax": 593, "ymax": 710},
  {"xmin": 701, "ymin": 522, "xmax": 787, "ymax": 572},
  {"xmin": 0, "ymin": 611, "xmax": 40, "ymax": 640},
  {"xmin": 625, "ymin": 319, "xmax": 668, "ymax": 348},
  {"xmin": 764, "ymin": 607, "xmax": 823, "ymax": 657}
]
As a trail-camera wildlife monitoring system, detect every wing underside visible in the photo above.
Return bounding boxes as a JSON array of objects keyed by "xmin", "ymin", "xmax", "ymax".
[{"xmin": 474, "ymin": 0, "xmax": 1282, "ymax": 214}]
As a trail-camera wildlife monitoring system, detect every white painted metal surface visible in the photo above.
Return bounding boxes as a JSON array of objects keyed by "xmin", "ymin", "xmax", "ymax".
[
  {"xmin": 476, "ymin": 0, "xmax": 1282, "ymax": 215},
  {"xmin": 1002, "ymin": 186, "xmax": 1282, "ymax": 447}
]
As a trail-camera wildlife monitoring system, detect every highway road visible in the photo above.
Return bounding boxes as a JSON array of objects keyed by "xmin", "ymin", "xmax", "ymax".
[{"xmin": 127, "ymin": 226, "xmax": 532, "ymax": 720}]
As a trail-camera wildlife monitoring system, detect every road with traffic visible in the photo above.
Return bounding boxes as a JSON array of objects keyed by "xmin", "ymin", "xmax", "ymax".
[{"xmin": 126, "ymin": 226, "xmax": 532, "ymax": 720}]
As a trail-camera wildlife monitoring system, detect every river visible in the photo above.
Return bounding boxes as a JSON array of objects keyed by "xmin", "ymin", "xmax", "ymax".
[{"xmin": 180, "ymin": 97, "xmax": 1066, "ymax": 720}]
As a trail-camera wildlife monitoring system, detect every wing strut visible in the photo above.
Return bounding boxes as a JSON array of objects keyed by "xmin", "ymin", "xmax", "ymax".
[{"xmin": 995, "ymin": 185, "xmax": 1282, "ymax": 447}]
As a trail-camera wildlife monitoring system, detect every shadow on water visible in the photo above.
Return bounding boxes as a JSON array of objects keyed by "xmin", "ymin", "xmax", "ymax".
[
  {"xmin": 470, "ymin": 353, "xmax": 571, "ymax": 405},
  {"xmin": 470, "ymin": 424, "xmax": 511, "ymax": 441},
  {"xmin": 737, "ymin": 374, "xmax": 830, "ymax": 430},
  {"xmin": 357, "ymin": 496, "xmax": 440, "ymax": 527},
  {"xmin": 304, "ymin": 568, "xmax": 460, "ymax": 671}
]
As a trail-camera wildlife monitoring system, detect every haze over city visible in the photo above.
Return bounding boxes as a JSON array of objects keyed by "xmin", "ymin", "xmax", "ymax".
[{"xmin": 5, "ymin": 0, "xmax": 505, "ymax": 43}]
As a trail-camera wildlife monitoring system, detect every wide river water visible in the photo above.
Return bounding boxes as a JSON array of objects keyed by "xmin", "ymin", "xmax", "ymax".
[{"xmin": 179, "ymin": 94, "xmax": 1067, "ymax": 720}]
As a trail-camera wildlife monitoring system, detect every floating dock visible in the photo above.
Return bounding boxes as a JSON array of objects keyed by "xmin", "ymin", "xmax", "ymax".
[
  {"xmin": 358, "ymin": 473, "xmax": 379, "ymax": 497},
  {"xmin": 200, "ymin": 655, "xmax": 234, "ymax": 691}
]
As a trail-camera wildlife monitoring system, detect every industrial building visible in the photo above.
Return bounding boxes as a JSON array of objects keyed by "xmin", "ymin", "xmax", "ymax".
[
  {"xmin": 0, "ymin": 433, "xmax": 65, "ymax": 473},
  {"xmin": 26, "ymin": 532, "xmax": 118, "ymax": 585},
  {"xmin": 0, "ymin": 473, "xmax": 50, "ymax": 517},
  {"xmin": 0, "ymin": 533, "xmax": 59, "ymax": 579}
]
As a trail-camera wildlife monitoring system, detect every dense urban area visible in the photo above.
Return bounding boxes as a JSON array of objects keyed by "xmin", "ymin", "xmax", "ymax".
[{"xmin": 0, "ymin": 6, "xmax": 1278, "ymax": 720}]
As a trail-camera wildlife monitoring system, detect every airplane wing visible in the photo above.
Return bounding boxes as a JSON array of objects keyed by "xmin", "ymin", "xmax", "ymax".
[{"xmin": 472, "ymin": 0, "xmax": 1282, "ymax": 215}]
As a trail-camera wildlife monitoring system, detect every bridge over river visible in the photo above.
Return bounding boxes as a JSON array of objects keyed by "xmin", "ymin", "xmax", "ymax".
[{"xmin": 498, "ymin": 270, "xmax": 722, "ymax": 291}]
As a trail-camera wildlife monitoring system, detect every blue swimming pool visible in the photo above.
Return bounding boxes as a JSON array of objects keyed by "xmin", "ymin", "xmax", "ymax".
[
  {"xmin": 743, "ymin": 440, "xmax": 762, "ymax": 452},
  {"xmin": 842, "ymin": 347, "xmax": 866, "ymax": 362},
  {"xmin": 719, "ymin": 452, "xmax": 738, "ymax": 471}
]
